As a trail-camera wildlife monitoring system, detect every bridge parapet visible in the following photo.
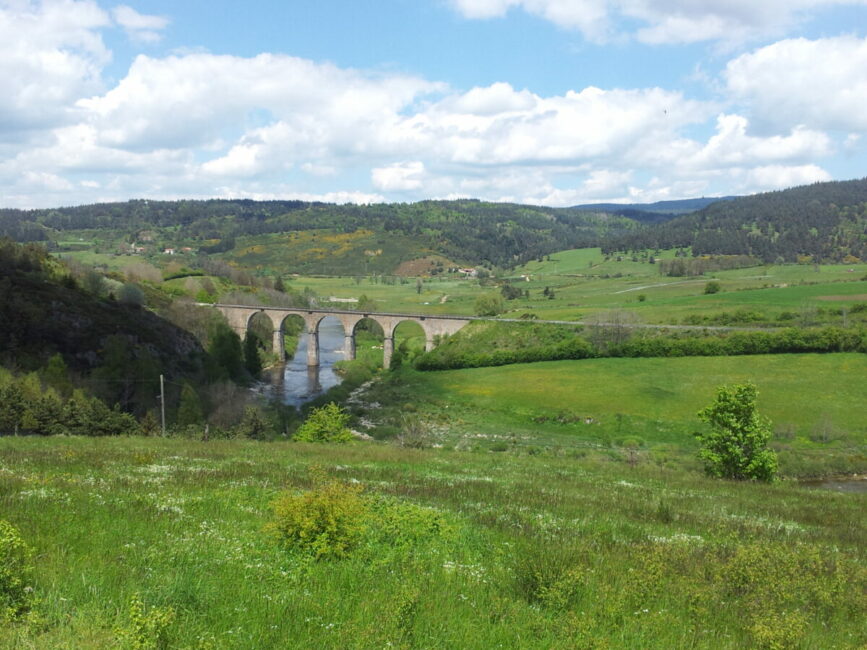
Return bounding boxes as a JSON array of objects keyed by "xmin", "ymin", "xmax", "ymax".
[{"xmin": 203, "ymin": 303, "xmax": 470, "ymax": 368}]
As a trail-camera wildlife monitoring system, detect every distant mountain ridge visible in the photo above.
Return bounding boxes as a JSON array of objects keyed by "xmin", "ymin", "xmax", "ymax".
[
  {"xmin": 575, "ymin": 197, "xmax": 738, "ymax": 224},
  {"xmin": 2, "ymin": 179, "xmax": 866, "ymax": 268}
]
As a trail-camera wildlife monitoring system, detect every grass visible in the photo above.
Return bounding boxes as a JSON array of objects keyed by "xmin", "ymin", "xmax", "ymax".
[
  {"xmin": 1, "ymin": 436, "xmax": 864, "ymax": 648},
  {"xmin": 355, "ymin": 353, "xmax": 867, "ymax": 477}
]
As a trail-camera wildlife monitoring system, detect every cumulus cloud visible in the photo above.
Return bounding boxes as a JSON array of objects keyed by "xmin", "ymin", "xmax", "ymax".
[
  {"xmin": 111, "ymin": 5, "xmax": 168, "ymax": 43},
  {"xmin": 0, "ymin": 0, "xmax": 110, "ymax": 138},
  {"xmin": 372, "ymin": 161, "xmax": 426, "ymax": 192},
  {"xmin": 742, "ymin": 164, "xmax": 832, "ymax": 191},
  {"xmin": 77, "ymin": 53, "xmax": 442, "ymax": 151},
  {"xmin": 0, "ymin": 2, "xmax": 850, "ymax": 208},
  {"xmin": 725, "ymin": 35, "xmax": 867, "ymax": 133},
  {"xmin": 449, "ymin": 0, "xmax": 867, "ymax": 44}
]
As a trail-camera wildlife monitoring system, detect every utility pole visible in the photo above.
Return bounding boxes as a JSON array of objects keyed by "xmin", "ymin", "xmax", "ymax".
[{"xmin": 159, "ymin": 374, "xmax": 166, "ymax": 436}]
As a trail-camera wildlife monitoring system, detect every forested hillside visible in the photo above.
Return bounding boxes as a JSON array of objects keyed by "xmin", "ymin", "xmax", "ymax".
[
  {"xmin": 604, "ymin": 178, "xmax": 867, "ymax": 262},
  {"xmin": 4, "ymin": 179, "xmax": 867, "ymax": 268},
  {"xmin": 0, "ymin": 199, "xmax": 636, "ymax": 270},
  {"xmin": 0, "ymin": 240, "xmax": 222, "ymax": 419}
]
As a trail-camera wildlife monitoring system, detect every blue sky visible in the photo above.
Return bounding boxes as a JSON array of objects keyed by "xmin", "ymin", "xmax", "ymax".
[{"xmin": 1, "ymin": 0, "xmax": 866, "ymax": 208}]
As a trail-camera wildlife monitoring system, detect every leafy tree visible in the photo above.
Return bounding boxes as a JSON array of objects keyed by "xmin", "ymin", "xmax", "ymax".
[
  {"xmin": 500, "ymin": 283, "xmax": 523, "ymax": 300},
  {"xmin": 236, "ymin": 406, "xmax": 270, "ymax": 440},
  {"xmin": 207, "ymin": 323, "xmax": 246, "ymax": 383},
  {"xmin": 704, "ymin": 281, "xmax": 721, "ymax": 294},
  {"xmin": 243, "ymin": 332, "xmax": 263, "ymax": 376},
  {"xmin": 43, "ymin": 353, "xmax": 72, "ymax": 397},
  {"xmin": 117, "ymin": 282, "xmax": 145, "ymax": 306},
  {"xmin": 274, "ymin": 276, "xmax": 286, "ymax": 293},
  {"xmin": 695, "ymin": 382, "xmax": 778, "ymax": 482},
  {"xmin": 176, "ymin": 382, "xmax": 203, "ymax": 427},
  {"xmin": 294, "ymin": 403, "xmax": 352, "ymax": 443},
  {"xmin": 0, "ymin": 382, "xmax": 25, "ymax": 435},
  {"xmin": 474, "ymin": 293, "xmax": 505, "ymax": 317}
]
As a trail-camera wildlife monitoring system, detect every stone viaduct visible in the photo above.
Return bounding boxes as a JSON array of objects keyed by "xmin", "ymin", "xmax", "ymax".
[{"xmin": 205, "ymin": 303, "xmax": 471, "ymax": 368}]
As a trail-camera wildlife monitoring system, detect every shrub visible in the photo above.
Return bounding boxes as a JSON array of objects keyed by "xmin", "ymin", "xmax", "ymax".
[
  {"xmin": 366, "ymin": 497, "xmax": 453, "ymax": 551},
  {"xmin": 695, "ymin": 382, "xmax": 778, "ymax": 481},
  {"xmin": 704, "ymin": 281, "xmax": 721, "ymax": 294},
  {"xmin": 294, "ymin": 402, "xmax": 352, "ymax": 443},
  {"xmin": 267, "ymin": 475, "xmax": 368, "ymax": 560},
  {"xmin": 0, "ymin": 520, "xmax": 36, "ymax": 624},
  {"xmin": 235, "ymin": 406, "xmax": 270, "ymax": 440},
  {"xmin": 115, "ymin": 593, "xmax": 175, "ymax": 649},
  {"xmin": 474, "ymin": 293, "xmax": 505, "ymax": 316},
  {"xmin": 117, "ymin": 282, "xmax": 145, "ymax": 306}
]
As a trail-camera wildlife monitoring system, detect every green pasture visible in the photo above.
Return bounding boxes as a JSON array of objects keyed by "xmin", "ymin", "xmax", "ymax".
[
  {"xmin": 357, "ymin": 353, "xmax": 867, "ymax": 476},
  {"xmin": 1, "ymin": 436, "xmax": 864, "ymax": 648}
]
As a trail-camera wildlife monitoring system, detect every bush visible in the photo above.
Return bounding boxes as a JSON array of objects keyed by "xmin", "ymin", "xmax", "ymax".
[
  {"xmin": 266, "ymin": 474, "xmax": 368, "ymax": 560},
  {"xmin": 695, "ymin": 382, "xmax": 778, "ymax": 481},
  {"xmin": 0, "ymin": 520, "xmax": 36, "ymax": 624},
  {"xmin": 294, "ymin": 402, "xmax": 353, "ymax": 443},
  {"xmin": 474, "ymin": 293, "xmax": 505, "ymax": 316},
  {"xmin": 117, "ymin": 282, "xmax": 145, "ymax": 306},
  {"xmin": 704, "ymin": 281, "xmax": 721, "ymax": 294},
  {"xmin": 115, "ymin": 593, "xmax": 175, "ymax": 649}
]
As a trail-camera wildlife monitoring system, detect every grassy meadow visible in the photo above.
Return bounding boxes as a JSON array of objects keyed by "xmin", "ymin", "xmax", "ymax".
[
  {"xmin": 1, "ymin": 436, "xmax": 865, "ymax": 649},
  {"xmin": 355, "ymin": 353, "xmax": 867, "ymax": 477},
  {"xmin": 16, "ymin": 239, "xmax": 866, "ymax": 648}
]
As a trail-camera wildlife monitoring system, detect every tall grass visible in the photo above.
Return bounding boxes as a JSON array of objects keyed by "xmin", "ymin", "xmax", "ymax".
[{"xmin": 1, "ymin": 436, "xmax": 864, "ymax": 648}]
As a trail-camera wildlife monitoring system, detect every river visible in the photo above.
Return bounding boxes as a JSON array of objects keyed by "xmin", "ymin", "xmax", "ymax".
[{"xmin": 255, "ymin": 317, "xmax": 346, "ymax": 407}]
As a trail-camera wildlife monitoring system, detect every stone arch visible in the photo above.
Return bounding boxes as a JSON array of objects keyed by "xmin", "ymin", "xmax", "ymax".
[
  {"xmin": 246, "ymin": 311, "xmax": 276, "ymax": 360},
  {"xmin": 275, "ymin": 313, "xmax": 306, "ymax": 362},
  {"xmin": 350, "ymin": 316, "xmax": 385, "ymax": 364},
  {"xmin": 391, "ymin": 319, "xmax": 427, "ymax": 367},
  {"xmin": 306, "ymin": 314, "xmax": 353, "ymax": 367}
]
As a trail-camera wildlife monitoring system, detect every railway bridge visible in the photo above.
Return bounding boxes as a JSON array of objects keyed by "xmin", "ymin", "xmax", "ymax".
[{"xmin": 204, "ymin": 303, "xmax": 471, "ymax": 368}]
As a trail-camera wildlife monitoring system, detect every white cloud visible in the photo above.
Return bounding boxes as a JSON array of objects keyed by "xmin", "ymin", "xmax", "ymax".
[
  {"xmin": 688, "ymin": 114, "xmax": 832, "ymax": 168},
  {"xmin": 0, "ymin": 3, "xmax": 849, "ymax": 208},
  {"xmin": 449, "ymin": 0, "xmax": 867, "ymax": 44},
  {"xmin": 111, "ymin": 5, "xmax": 168, "ymax": 43},
  {"xmin": 77, "ymin": 53, "xmax": 443, "ymax": 151},
  {"xmin": 372, "ymin": 161, "xmax": 426, "ymax": 192},
  {"xmin": 742, "ymin": 164, "xmax": 832, "ymax": 191},
  {"xmin": 725, "ymin": 36, "xmax": 867, "ymax": 133},
  {"xmin": 0, "ymin": 0, "xmax": 110, "ymax": 138}
]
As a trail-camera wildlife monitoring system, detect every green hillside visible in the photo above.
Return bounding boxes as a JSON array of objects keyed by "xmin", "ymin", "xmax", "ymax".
[
  {"xmin": 606, "ymin": 177, "xmax": 867, "ymax": 262},
  {"xmin": 1, "ymin": 198, "xmax": 639, "ymax": 273}
]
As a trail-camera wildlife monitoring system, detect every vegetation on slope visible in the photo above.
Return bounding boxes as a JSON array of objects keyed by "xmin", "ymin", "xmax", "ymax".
[
  {"xmin": 0, "ymin": 437, "xmax": 863, "ymax": 648},
  {"xmin": 1, "ymin": 198, "xmax": 639, "ymax": 272},
  {"xmin": 605, "ymin": 177, "xmax": 867, "ymax": 263}
]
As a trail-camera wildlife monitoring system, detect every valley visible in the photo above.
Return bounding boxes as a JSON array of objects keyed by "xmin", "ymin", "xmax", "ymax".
[{"xmin": 1, "ymin": 183, "xmax": 866, "ymax": 648}]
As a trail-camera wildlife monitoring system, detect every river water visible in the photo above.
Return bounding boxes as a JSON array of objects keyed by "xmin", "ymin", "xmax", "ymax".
[{"xmin": 256, "ymin": 318, "xmax": 346, "ymax": 407}]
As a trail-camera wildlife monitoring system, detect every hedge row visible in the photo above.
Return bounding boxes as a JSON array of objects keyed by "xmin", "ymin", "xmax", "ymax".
[{"xmin": 414, "ymin": 327, "xmax": 867, "ymax": 371}]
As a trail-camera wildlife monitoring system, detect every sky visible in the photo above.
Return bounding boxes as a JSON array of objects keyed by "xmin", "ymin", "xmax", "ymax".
[{"xmin": 2, "ymin": 0, "xmax": 867, "ymax": 209}]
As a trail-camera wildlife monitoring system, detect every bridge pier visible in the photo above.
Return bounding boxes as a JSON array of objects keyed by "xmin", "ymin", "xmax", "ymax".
[
  {"xmin": 382, "ymin": 336, "xmax": 394, "ymax": 370},
  {"xmin": 306, "ymin": 330, "xmax": 319, "ymax": 367},
  {"xmin": 344, "ymin": 334, "xmax": 356, "ymax": 361},
  {"xmin": 272, "ymin": 329, "xmax": 285, "ymax": 361}
]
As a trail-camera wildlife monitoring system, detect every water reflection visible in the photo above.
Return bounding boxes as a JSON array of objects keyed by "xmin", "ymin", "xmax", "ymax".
[{"xmin": 257, "ymin": 318, "xmax": 345, "ymax": 407}]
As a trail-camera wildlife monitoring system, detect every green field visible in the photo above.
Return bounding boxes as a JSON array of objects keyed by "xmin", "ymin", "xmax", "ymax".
[
  {"xmin": 1, "ymin": 436, "xmax": 864, "ymax": 649},
  {"xmin": 355, "ymin": 353, "xmax": 867, "ymax": 476}
]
